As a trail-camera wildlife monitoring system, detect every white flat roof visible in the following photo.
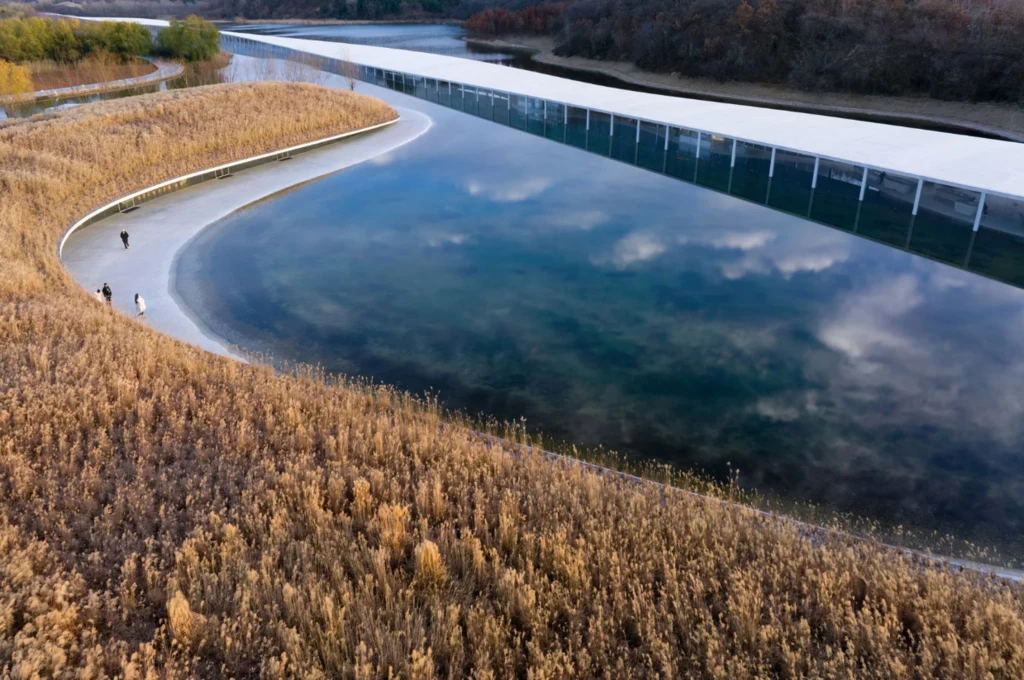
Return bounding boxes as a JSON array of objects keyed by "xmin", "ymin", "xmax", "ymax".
[{"xmin": 93, "ymin": 17, "xmax": 1024, "ymax": 199}]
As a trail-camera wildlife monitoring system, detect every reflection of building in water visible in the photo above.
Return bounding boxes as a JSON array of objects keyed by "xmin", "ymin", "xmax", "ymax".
[{"xmin": 220, "ymin": 32, "xmax": 1024, "ymax": 291}]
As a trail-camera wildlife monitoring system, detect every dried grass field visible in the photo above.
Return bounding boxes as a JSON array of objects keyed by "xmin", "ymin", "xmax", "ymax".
[
  {"xmin": 1, "ymin": 81, "xmax": 1023, "ymax": 678},
  {"xmin": 27, "ymin": 56, "xmax": 157, "ymax": 91}
]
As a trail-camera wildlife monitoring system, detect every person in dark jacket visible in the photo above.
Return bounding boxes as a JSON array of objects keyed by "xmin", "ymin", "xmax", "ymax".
[
  {"xmin": 102, "ymin": 283, "xmax": 112, "ymax": 305},
  {"xmin": 120, "ymin": 230, "xmax": 130, "ymax": 249}
]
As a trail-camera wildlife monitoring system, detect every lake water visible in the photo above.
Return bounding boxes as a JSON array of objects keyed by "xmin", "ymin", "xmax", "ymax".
[{"xmin": 176, "ymin": 81, "xmax": 1024, "ymax": 563}]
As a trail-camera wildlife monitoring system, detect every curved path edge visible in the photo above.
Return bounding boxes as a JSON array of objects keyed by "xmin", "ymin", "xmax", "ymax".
[
  {"xmin": 2, "ymin": 59, "xmax": 185, "ymax": 105},
  {"xmin": 57, "ymin": 93, "xmax": 1023, "ymax": 582},
  {"xmin": 61, "ymin": 107, "xmax": 433, "ymax": 360}
]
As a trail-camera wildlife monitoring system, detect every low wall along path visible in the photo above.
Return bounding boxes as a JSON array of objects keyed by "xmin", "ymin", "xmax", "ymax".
[
  {"xmin": 80, "ymin": 17, "xmax": 1024, "ymax": 291},
  {"xmin": 2, "ymin": 58, "xmax": 184, "ymax": 104},
  {"xmin": 61, "ymin": 107, "xmax": 432, "ymax": 359}
]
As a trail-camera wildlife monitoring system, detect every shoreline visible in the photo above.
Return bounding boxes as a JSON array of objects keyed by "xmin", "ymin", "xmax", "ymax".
[
  {"xmin": 466, "ymin": 36, "xmax": 1024, "ymax": 143},
  {"xmin": 53, "ymin": 66, "xmax": 1024, "ymax": 581},
  {"xmin": 3, "ymin": 58, "xmax": 184, "ymax": 106},
  {"xmin": 61, "ymin": 104, "xmax": 432, "ymax": 360}
]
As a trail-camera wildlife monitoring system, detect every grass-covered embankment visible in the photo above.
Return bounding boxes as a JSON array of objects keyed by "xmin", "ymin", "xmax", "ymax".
[{"xmin": 2, "ymin": 82, "xmax": 1024, "ymax": 678}]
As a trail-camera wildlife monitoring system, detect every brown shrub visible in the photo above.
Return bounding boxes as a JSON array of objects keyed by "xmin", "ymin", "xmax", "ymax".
[{"xmin": 0, "ymin": 81, "xmax": 1023, "ymax": 678}]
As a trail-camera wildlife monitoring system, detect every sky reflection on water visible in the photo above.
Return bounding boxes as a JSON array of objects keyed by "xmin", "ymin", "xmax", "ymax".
[{"xmin": 176, "ymin": 87, "xmax": 1024, "ymax": 561}]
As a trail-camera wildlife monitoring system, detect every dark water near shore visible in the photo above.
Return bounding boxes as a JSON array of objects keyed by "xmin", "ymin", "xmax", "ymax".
[{"xmin": 177, "ymin": 86, "xmax": 1024, "ymax": 563}]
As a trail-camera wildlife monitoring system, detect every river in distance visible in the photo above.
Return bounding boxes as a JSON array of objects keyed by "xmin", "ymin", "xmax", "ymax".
[{"xmin": 175, "ymin": 74, "xmax": 1024, "ymax": 564}]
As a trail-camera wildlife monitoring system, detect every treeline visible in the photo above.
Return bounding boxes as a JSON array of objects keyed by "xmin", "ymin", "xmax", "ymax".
[
  {"xmin": 465, "ymin": 4, "xmax": 564, "ymax": 35},
  {"xmin": 18, "ymin": 0, "xmax": 1024, "ymax": 103},
  {"xmin": 0, "ymin": 15, "xmax": 220, "ymax": 64},
  {"xmin": 468, "ymin": 0, "xmax": 1024, "ymax": 103},
  {"xmin": 0, "ymin": 16, "xmax": 152, "ymax": 63}
]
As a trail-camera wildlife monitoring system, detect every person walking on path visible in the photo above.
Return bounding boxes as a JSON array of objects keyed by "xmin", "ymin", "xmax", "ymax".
[
  {"xmin": 102, "ymin": 283, "xmax": 112, "ymax": 305},
  {"xmin": 135, "ymin": 293, "xmax": 146, "ymax": 318},
  {"xmin": 120, "ymin": 230, "xmax": 130, "ymax": 249}
]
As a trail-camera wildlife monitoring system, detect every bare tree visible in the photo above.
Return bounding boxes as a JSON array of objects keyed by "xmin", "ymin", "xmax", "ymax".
[{"xmin": 339, "ymin": 46, "xmax": 358, "ymax": 91}]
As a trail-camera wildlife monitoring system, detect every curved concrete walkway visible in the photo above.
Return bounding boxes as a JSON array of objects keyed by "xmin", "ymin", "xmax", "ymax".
[
  {"xmin": 61, "ymin": 105, "xmax": 432, "ymax": 359},
  {"xmin": 57, "ymin": 95, "xmax": 1024, "ymax": 581},
  {"xmin": 5, "ymin": 59, "xmax": 184, "ymax": 104}
]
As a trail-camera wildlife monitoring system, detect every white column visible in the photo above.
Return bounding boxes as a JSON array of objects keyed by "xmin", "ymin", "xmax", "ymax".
[
  {"xmin": 768, "ymin": 148, "xmax": 776, "ymax": 177},
  {"xmin": 912, "ymin": 179, "xmax": 924, "ymax": 215},
  {"xmin": 859, "ymin": 167, "xmax": 869, "ymax": 201},
  {"xmin": 664, "ymin": 125, "xmax": 670, "ymax": 150},
  {"xmin": 811, "ymin": 157, "xmax": 820, "ymax": 188},
  {"xmin": 610, "ymin": 114, "xmax": 614, "ymax": 136},
  {"xmin": 636, "ymin": 119, "xmax": 641, "ymax": 143},
  {"xmin": 586, "ymin": 109, "xmax": 590, "ymax": 130},
  {"xmin": 730, "ymin": 139, "xmax": 737, "ymax": 167},
  {"xmin": 974, "ymin": 192, "xmax": 987, "ymax": 231},
  {"xmin": 564, "ymin": 106, "xmax": 568, "ymax": 125},
  {"xmin": 696, "ymin": 131, "xmax": 702, "ymax": 160}
]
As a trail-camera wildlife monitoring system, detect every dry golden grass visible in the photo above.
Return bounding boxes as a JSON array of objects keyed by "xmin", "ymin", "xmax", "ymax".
[
  {"xmin": 1, "ymin": 81, "xmax": 1024, "ymax": 678},
  {"xmin": 27, "ymin": 56, "xmax": 157, "ymax": 91}
]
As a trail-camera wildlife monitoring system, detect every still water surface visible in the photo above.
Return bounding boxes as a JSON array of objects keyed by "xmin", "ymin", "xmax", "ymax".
[{"xmin": 177, "ymin": 86, "xmax": 1024, "ymax": 562}]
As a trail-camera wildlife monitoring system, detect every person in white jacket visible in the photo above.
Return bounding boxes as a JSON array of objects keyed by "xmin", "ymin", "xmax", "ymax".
[
  {"xmin": 134, "ymin": 293, "xmax": 146, "ymax": 317},
  {"xmin": 94, "ymin": 289, "xmax": 104, "ymax": 303}
]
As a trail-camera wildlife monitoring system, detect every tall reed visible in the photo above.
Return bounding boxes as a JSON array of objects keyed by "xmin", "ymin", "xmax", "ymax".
[{"xmin": 1, "ymin": 82, "xmax": 1022, "ymax": 678}]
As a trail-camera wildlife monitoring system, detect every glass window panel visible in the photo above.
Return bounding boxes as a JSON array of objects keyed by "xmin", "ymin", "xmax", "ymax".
[
  {"xmin": 438, "ymin": 81, "xmax": 451, "ymax": 107},
  {"xmin": 425, "ymin": 78, "xmax": 438, "ymax": 103},
  {"xmin": 566, "ymin": 106, "xmax": 588, "ymax": 148},
  {"xmin": 729, "ymin": 141, "xmax": 771, "ymax": 203},
  {"xmin": 696, "ymin": 134, "xmax": 733, "ymax": 192},
  {"xmin": 451, "ymin": 82, "xmax": 463, "ymax": 106},
  {"xmin": 767, "ymin": 149, "xmax": 815, "ymax": 216},
  {"xmin": 527, "ymin": 98, "xmax": 545, "ymax": 136},
  {"xmin": 509, "ymin": 94, "xmax": 527, "ymax": 130},
  {"xmin": 857, "ymin": 169, "xmax": 916, "ymax": 246},
  {"xmin": 979, "ymin": 193, "xmax": 1024, "ymax": 237},
  {"xmin": 810, "ymin": 158, "xmax": 863, "ymax": 230},
  {"xmin": 665, "ymin": 127, "xmax": 698, "ymax": 181},
  {"xmin": 546, "ymin": 101, "xmax": 566, "ymax": 141},
  {"xmin": 587, "ymin": 111, "xmax": 611, "ymax": 155},
  {"xmin": 908, "ymin": 182, "xmax": 978, "ymax": 264},
  {"xmin": 610, "ymin": 116, "xmax": 638, "ymax": 163},
  {"xmin": 492, "ymin": 91, "xmax": 510, "ymax": 125},
  {"xmin": 477, "ymin": 89, "xmax": 493, "ymax": 119},
  {"xmin": 463, "ymin": 86, "xmax": 477, "ymax": 114},
  {"xmin": 414, "ymin": 76, "xmax": 427, "ymax": 99},
  {"xmin": 637, "ymin": 122, "xmax": 666, "ymax": 172},
  {"xmin": 967, "ymin": 194, "xmax": 1024, "ymax": 288}
]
